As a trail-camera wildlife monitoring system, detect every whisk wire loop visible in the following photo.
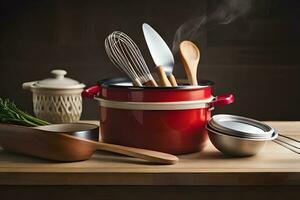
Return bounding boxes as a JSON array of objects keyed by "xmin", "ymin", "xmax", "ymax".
[{"xmin": 105, "ymin": 31, "xmax": 157, "ymax": 86}]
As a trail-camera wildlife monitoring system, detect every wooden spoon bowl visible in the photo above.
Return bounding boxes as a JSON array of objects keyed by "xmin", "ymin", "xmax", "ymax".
[{"xmin": 179, "ymin": 41, "xmax": 200, "ymax": 86}]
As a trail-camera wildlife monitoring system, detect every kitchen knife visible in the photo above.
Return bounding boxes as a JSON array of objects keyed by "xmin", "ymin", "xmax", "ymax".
[{"xmin": 142, "ymin": 23, "xmax": 178, "ymax": 86}]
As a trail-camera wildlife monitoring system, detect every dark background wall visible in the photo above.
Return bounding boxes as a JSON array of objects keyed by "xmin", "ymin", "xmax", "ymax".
[{"xmin": 0, "ymin": 0, "xmax": 299, "ymax": 120}]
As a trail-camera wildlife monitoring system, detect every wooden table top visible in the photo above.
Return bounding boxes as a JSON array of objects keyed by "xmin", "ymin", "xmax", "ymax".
[{"xmin": 0, "ymin": 121, "xmax": 299, "ymax": 186}]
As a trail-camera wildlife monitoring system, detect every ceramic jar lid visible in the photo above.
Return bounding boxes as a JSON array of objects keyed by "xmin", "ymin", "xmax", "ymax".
[
  {"xmin": 22, "ymin": 69, "xmax": 85, "ymax": 90},
  {"xmin": 208, "ymin": 114, "xmax": 274, "ymax": 139}
]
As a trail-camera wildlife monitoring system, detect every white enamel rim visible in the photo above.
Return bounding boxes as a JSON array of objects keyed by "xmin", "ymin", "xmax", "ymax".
[
  {"xmin": 95, "ymin": 96, "xmax": 215, "ymax": 110},
  {"xmin": 23, "ymin": 81, "xmax": 86, "ymax": 90}
]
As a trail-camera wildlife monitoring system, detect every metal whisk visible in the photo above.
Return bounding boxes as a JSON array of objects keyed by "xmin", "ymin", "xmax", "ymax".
[{"xmin": 105, "ymin": 31, "xmax": 158, "ymax": 87}]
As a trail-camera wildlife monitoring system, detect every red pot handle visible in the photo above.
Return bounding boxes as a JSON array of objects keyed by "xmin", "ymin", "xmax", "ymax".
[
  {"xmin": 82, "ymin": 84, "xmax": 102, "ymax": 99},
  {"xmin": 210, "ymin": 94, "xmax": 234, "ymax": 108}
]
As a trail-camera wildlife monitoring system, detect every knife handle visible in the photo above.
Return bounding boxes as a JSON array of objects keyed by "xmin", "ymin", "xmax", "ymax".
[
  {"xmin": 168, "ymin": 74, "xmax": 178, "ymax": 86},
  {"xmin": 155, "ymin": 66, "xmax": 172, "ymax": 87}
]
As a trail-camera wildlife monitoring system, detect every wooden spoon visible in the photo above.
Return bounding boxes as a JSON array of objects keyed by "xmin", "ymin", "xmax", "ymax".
[
  {"xmin": 179, "ymin": 41, "xmax": 200, "ymax": 85},
  {"xmin": 0, "ymin": 124, "xmax": 179, "ymax": 165}
]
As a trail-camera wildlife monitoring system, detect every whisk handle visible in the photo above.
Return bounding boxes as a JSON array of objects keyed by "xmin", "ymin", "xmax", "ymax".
[
  {"xmin": 133, "ymin": 79, "xmax": 143, "ymax": 87},
  {"xmin": 82, "ymin": 84, "xmax": 101, "ymax": 99}
]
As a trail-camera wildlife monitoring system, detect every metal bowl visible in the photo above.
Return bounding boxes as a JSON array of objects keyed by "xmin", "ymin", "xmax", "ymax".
[
  {"xmin": 34, "ymin": 123, "xmax": 99, "ymax": 141},
  {"xmin": 206, "ymin": 124, "xmax": 278, "ymax": 156}
]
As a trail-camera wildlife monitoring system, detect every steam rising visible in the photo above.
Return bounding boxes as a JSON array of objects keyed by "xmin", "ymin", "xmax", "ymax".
[{"xmin": 172, "ymin": 0, "xmax": 252, "ymax": 53}]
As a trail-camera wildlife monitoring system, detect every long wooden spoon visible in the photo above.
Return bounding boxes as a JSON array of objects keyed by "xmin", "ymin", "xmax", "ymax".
[
  {"xmin": 179, "ymin": 41, "xmax": 200, "ymax": 85},
  {"xmin": 0, "ymin": 123, "xmax": 179, "ymax": 165}
]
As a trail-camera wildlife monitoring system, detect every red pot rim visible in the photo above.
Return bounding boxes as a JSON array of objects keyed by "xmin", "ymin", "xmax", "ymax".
[
  {"xmin": 97, "ymin": 77, "xmax": 214, "ymax": 91},
  {"xmin": 82, "ymin": 78, "xmax": 234, "ymax": 107}
]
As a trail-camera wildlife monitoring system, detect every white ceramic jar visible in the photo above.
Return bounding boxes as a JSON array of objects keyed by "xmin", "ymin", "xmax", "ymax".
[{"xmin": 22, "ymin": 69, "xmax": 85, "ymax": 123}]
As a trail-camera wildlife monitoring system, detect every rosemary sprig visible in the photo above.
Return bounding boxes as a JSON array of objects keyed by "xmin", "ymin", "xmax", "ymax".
[{"xmin": 0, "ymin": 98, "xmax": 50, "ymax": 127}]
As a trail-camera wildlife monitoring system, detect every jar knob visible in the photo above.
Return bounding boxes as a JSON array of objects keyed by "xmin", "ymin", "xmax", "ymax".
[{"xmin": 51, "ymin": 69, "xmax": 67, "ymax": 79}]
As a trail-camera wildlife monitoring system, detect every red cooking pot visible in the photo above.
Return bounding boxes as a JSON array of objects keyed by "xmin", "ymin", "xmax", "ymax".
[{"xmin": 82, "ymin": 78, "xmax": 234, "ymax": 154}]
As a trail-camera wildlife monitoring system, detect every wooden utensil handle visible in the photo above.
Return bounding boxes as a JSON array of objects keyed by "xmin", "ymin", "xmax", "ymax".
[
  {"xmin": 181, "ymin": 58, "xmax": 198, "ymax": 86},
  {"xmin": 155, "ymin": 66, "xmax": 172, "ymax": 87},
  {"xmin": 190, "ymin": 73, "xmax": 198, "ymax": 86},
  {"xmin": 167, "ymin": 74, "xmax": 178, "ymax": 86},
  {"xmin": 95, "ymin": 142, "xmax": 178, "ymax": 165},
  {"xmin": 143, "ymin": 79, "xmax": 158, "ymax": 87},
  {"xmin": 132, "ymin": 79, "xmax": 143, "ymax": 87}
]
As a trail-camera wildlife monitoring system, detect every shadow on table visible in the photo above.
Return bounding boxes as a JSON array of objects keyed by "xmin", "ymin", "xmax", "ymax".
[
  {"xmin": 0, "ymin": 148, "xmax": 168, "ymax": 165},
  {"xmin": 0, "ymin": 149, "xmax": 54, "ymax": 163},
  {"xmin": 180, "ymin": 150, "xmax": 249, "ymax": 160}
]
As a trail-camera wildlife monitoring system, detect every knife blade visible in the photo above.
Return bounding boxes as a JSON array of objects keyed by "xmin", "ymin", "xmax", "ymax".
[{"xmin": 142, "ymin": 23, "xmax": 177, "ymax": 86}]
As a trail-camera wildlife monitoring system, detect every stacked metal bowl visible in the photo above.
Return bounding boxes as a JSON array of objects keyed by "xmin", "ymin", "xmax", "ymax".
[{"xmin": 206, "ymin": 114, "xmax": 278, "ymax": 156}]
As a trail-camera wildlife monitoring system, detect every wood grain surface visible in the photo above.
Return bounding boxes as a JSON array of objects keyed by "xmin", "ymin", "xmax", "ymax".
[{"xmin": 0, "ymin": 121, "xmax": 299, "ymax": 186}]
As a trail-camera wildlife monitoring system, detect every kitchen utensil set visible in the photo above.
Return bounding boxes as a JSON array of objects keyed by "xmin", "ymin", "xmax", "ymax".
[
  {"xmin": 105, "ymin": 23, "xmax": 199, "ymax": 87},
  {"xmin": 3, "ymin": 22, "xmax": 298, "ymax": 166},
  {"xmin": 82, "ymin": 78, "xmax": 234, "ymax": 154}
]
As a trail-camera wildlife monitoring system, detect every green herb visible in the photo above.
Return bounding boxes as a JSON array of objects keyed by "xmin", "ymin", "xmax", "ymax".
[{"xmin": 0, "ymin": 98, "xmax": 50, "ymax": 127}]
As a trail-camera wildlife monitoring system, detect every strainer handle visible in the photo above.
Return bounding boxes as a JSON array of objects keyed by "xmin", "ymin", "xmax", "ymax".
[{"xmin": 82, "ymin": 84, "xmax": 101, "ymax": 99}]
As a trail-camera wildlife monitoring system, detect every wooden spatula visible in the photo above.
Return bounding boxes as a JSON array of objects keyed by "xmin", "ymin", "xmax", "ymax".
[{"xmin": 179, "ymin": 41, "xmax": 200, "ymax": 86}]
